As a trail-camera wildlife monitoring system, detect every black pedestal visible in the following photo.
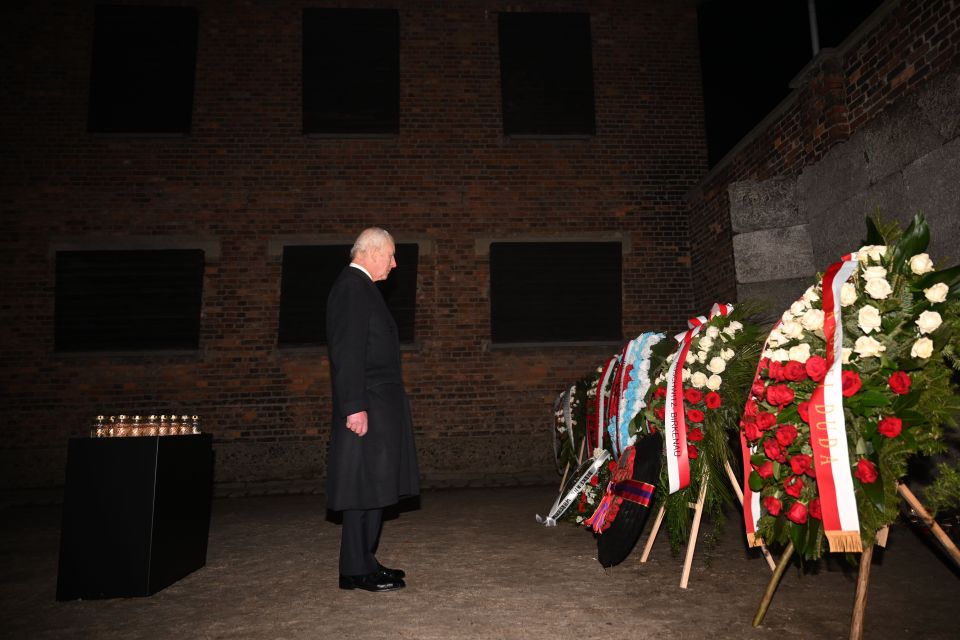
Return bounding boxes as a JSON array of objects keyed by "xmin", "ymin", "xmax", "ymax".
[{"xmin": 56, "ymin": 434, "xmax": 214, "ymax": 600}]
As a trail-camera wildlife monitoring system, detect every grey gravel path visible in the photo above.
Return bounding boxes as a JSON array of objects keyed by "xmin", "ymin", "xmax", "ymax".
[{"xmin": 1, "ymin": 486, "xmax": 957, "ymax": 639}]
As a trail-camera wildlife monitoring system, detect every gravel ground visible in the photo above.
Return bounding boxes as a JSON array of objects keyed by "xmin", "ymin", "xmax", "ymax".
[{"xmin": 1, "ymin": 486, "xmax": 957, "ymax": 639}]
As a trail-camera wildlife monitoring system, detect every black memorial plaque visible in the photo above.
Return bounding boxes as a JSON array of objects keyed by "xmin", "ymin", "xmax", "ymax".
[{"xmin": 56, "ymin": 434, "xmax": 214, "ymax": 600}]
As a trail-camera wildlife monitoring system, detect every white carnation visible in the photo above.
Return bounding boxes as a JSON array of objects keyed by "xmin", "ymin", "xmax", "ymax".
[
  {"xmin": 840, "ymin": 282, "xmax": 858, "ymax": 307},
  {"xmin": 854, "ymin": 335, "xmax": 886, "ymax": 358},
  {"xmin": 916, "ymin": 310, "xmax": 942, "ymax": 334},
  {"xmin": 864, "ymin": 277, "xmax": 892, "ymax": 300},
  {"xmin": 707, "ymin": 356, "xmax": 727, "ymax": 374},
  {"xmin": 706, "ymin": 374, "xmax": 722, "ymax": 391},
  {"xmin": 910, "ymin": 253, "xmax": 935, "ymax": 275},
  {"xmin": 788, "ymin": 343, "xmax": 811, "ymax": 363},
  {"xmin": 924, "ymin": 282, "xmax": 949, "ymax": 304},
  {"xmin": 911, "ymin": 337, "xmax": 934, "ymax": 359},
  {"xmin": 801, "ymin": 309, "xmax": 825, "ymax": 332},
  {"xmin": 690, "ymin": 371, "xmax": 708, "ymax": 388},
  {"xmin": 857, "ymin": 305, "xmax": 882, "ymax": 334}
]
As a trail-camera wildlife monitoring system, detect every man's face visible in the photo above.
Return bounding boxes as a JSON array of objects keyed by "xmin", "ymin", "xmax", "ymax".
[{"xmin": 368, "ymin": 242, "xmax": 397, "ymax": 282}]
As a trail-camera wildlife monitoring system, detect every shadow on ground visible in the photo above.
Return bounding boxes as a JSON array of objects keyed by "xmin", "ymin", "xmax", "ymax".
[{"xmin": 1, "ymin": 486, "xmax": 957, "ymax": 639}]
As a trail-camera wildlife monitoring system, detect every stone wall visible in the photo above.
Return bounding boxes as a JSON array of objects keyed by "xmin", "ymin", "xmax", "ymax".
[
  {"xmin": 0, "ymin": 0, "xmax": 706, "ymax": 498},
  {"xmin": 689, "ymin": 0, "xmax": 960, "ymax": 313}
]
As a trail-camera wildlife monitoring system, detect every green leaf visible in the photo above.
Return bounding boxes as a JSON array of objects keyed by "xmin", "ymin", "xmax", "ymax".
[
  {"xmin": 751, "ymin": 454, "xmax": 767, "ymax": 467},
  {"xmin": 914, "ymin": 264, "xmax": 960, "ymax": 298},
  {"xmin": 846, "ymin": 389, "xmax": 890, "ymax": 411},
  {"xmin": 890, "ymin": 213, "xmax": 930, "ymax": 273},
  {"xmin": 749, "ymin": 471, "xmax": 764, "ymax": 492},
  {"xmin": 861, "ymin": 477, "xmax": 886, "ymax": 513},
  {"xmin": 863, "ymin": 216, "xmax": 885, "ymax": 245}
]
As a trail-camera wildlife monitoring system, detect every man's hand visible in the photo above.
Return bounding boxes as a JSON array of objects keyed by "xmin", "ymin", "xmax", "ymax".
[{"xmin": 345, "ymin": 411, "xmax": 368, "ymax": 437}]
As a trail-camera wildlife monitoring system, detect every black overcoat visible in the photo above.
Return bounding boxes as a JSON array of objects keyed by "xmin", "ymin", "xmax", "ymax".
[{"xmin": 325, "ymin": 266, "xmax": 420, "ymax": 511}]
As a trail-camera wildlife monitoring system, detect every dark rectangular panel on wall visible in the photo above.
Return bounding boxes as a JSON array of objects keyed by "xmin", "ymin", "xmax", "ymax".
[
  {"xmin": 498, "ymin": 12, "xmax": 596, "ymax": 135},
  {"xmin": 278, "ymin": 243, "xmax": 418, "ymax": 345},
  {"xmin": 55, "ymin": 250, "xmax": 204, "ymax": 351},
  {"xmin": 87, "ymin": 5, "xmax": 198, "ymax": 133},
  {"xmin": 302, "ymin": 8, "xmax": 400, "ymax": 134},
  {"xmin": 490, "ymin": 241, "xmax": 621, "ymax": 342}
]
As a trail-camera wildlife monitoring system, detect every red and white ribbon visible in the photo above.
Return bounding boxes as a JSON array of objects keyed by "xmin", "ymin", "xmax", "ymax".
[
  {"xmin": 810, "ymin": 255, "xmax": 863, "ymax": 552},
  {"xmin": 665, "ymin": 303, "xmax": 733, "ymax": 494},
  {"xmin": 593, "ymin": 355, "xmax": 620, "ymax": 452}
]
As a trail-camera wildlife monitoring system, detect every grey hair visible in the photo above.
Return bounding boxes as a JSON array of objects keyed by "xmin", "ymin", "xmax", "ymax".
[{"xmin": 350, "ymin": 227, "xmax": 394, "ymax": 258}]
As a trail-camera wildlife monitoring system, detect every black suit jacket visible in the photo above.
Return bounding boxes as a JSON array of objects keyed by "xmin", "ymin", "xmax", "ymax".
[{"xmin": 325, "ymin": 266, "xmax": 419, "ymax": 510}]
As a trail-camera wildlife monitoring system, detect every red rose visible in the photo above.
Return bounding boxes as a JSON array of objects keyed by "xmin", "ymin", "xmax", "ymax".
[
  {"xmin": 790, "ymin": 453, "xmax": 813, "ymax": 476},
  {"xmin": 589, "ymin": 475, "xmax": 599, "ymax": 486},
  {"xmin": 766, "ymin": 384, "xmax": 796, "ymax": 407},
  {"xmin": 763, "ymin": 496, "xmax": 782, "ymax": 516},
  {"xmin": 877, "ymin": 416, "xmax": 902, "ymax": 438},
  {"xmin": 687, "ymin": 409, "xmax": 705, "ymax": 423},
  {"xmin": 578, "ymin": 500, "xmax": 586, "ymax": 513},
  {"xmin": 797, "ymin": 401, "xmax": 810, "ymax": 424},
  {"xmin": 786, "ymin": 501, "xmax": 808, "ymax": 525},
  {"xmin": 751, "ymin": 381, "xmax": 767, "ymax": 399},
  {"xmin": 684, "ymin": 388, "xmax": 703, "ymax": 404},
  {"xmin": 743, "ymin": 422, "xmax": 762, "ymax": 442},
  {"xmin": 841, "ymin": 370, "xmax": 862, "ymax": 397},
  {"xmin": 654, "ymin": 386, "xmax": 667, "ymax": 398},
  {"xmin": 756, "ymin": 411, "xmax": 777, "ymax": 430},
  {"xmin": 805, "ymin": 355, "xmax": 828, "ymax": 382},
  {"xmin": 608, "ymin": 460, "xmax": 618, "ymax": 472},
  {"xmin": 654, "ymin": 406, "xmax": 665, "ymax": 420},
  {"xmin": 744, "ymin": 398, "xmax": 759, "ymax": 417},
  {"xmin": 783, "ymin": 474, "xmax": 803, "ymax": 498},
  {"xmin": 888, "ymin": 371, "xmax": 911, "ymax": 395},
  {"xmin": 687, "ymin": 427, "xmax": 704, "ymax": 442},
  {"xmin": 758, "ymin": 357, "xmax": 770, "ymax": 372},
  {"xmin": 687, "ymin": 444, "xmax": 699, "ymax": 459},
  {"xmin": 783, "ymin": 360, "xmax": 807, "ymax": 382},
  {"xmin": 768, "ymin": 361, "xmax": 785, "ymax": 381},
  {"xmin": 809, "ymin": 498, "xmax": 822, "ymax": 520},
  {"xmin": 754, "ymin": 460, "xmax": 774, "ymax": 479},
  {"xmin": 853, "ymin": 458, "xmax": 879, "ymax": 484},
  {"xmin": 763, "ymin": 439, "xmax": 783, "ymax": 462},
  {"xmin": 775, "ymin": 424, "xmax": 798, "ymax": 447},
  {"xmin": 705, "ymin": 392, "xmax": 722, "ymax": 409}
]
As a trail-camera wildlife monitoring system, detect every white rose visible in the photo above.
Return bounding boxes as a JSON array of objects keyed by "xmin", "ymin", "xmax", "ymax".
[
  {"xmin": 682, "ymin": 368, "xmax": 691, "ymax": 381},
  {"xmin": 910, "ymin": 253, "xmax": 935, "ymax": 275},
  {"xmin": 839, "ymin": 282, "xmax": 858, "ymax": 307},
  {"xmin": 781, "ymin": 310, "xmax": 795, "ymax": 324},
  {"xmin": 767, "ymin": 329, "xmax": 786, "ymax": 347},
  {"xmin": 857, "ymin": 245, "xmax": 887, "ymax": 262},
  {"xmin": 690, "ymin": 371, "xmax": 708, "ymax": 388},
  {"xmin": 801, "ymin": 309, "xmax": 825, "ymax": 332},
  {"xmin": 788, "ymin": 343, "xmax": 811, "ymax": 363},
  {"xmin": 729, "ymin": 321, "xmax": 743, "ymax": 331},
  {"xmin": 781, "ymin": 320, "xmax": 804, "ymax": 340},
  {"xmin": 857, "ymin": 305, "xmax": 882, "ymax": 334},
  {"xmin": 842, "ymin": 347, "xmax": 853, "ymax": 364},
  {"xmin": 707, "ymin": 356, "xmax": 727, "ymax": 374},
  {"xmin": 916, "ymin": 310, "xmax": 942, "ymax": 334},
  {"xmin": 790, "ymin": 300, "xmax": 808, "ymax": 316},
  {"xmin": 854, "ymin": 335, "xmax": 886, "ymax": 358},
  {"xmin": 762, "ymin": 349, "xmax": 774, "ymax": 359},
  {"xmin": 706, "ymin": 374, "xmax": 723, "ymax": 391},
  {"xmin": 771, "ymin": 348, "xmax": 789, "ymax": 362},
  {"xmin": 924, "ymin": 282, "xmax": 949, "ymax": 304},
  {"xmin": 720, "ymin": 348, "xmax": 735, "ymax": 361},
  {"xmin": 705, "ymin": 326, "xmax": 720, "ymax": 339},
  {"xmin": 576, "ymin": 516, "xmax": 584, "ymax": 524},
  {"xmin": 655, "ymin": 373, "xmax": 664, "ymax": 384},
  {"xmin": 911, "ymin": 337, "xmax": 934, "ymax": 359},
  {"xmin": 864, "ymin": 277, "xmax": 892, "ymax": 300},
  {"xmin": 699, "ymin": 336, "xmax": 714, "ymax": 350},
  {"xmin": 801, "ymin": 287, "xmax": 820, "ymax": 303},
  {"xmin": 862, "ymin": 266, "xmax": 887, "ymax": 281}
]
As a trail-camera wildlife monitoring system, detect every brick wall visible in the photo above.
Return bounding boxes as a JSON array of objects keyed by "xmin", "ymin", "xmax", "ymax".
[
  {"xmin": 689, "ymin": 0, "xmax": 960, "ymax": 311},
  {"xmin": 0, "ymin": 0, "xmax": 707, "ymax": 495}
]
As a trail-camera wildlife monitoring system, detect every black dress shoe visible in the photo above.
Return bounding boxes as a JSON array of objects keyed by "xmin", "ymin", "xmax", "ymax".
[
  {"xmin": 339, "ymin": 572, "xmax": 405, "ymax": 592},
  {"xmin": 377, "ymin": 562, "xmax": 405, "ymax": 580}
]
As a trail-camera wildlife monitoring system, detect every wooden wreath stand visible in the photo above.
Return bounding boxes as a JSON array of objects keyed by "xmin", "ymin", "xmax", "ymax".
[
  {"xmin": 638, "ymin": 460, "xmax": 777, "ymax": 588},
  {"xmin": 752, "ymin": 482, "xmax": 960, "ymax": 640}
]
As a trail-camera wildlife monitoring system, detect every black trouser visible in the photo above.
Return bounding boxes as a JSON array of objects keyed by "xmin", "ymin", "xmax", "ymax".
[{"xmin": 339, "ymin": 508, "xmax": 383, "ymax": 576}]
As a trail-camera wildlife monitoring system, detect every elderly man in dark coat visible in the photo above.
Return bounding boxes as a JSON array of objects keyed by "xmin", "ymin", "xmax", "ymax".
[{"xmin": 326, "ymin": 227, "xmax": 419, "ymax": 592}]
